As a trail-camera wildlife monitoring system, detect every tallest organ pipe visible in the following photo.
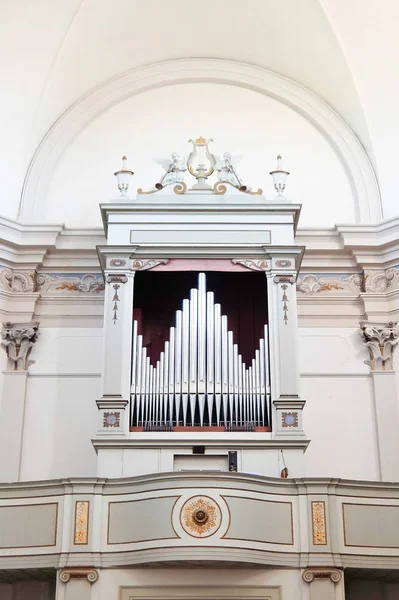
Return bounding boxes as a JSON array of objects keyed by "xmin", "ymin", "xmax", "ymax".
[{"xmin": 130, "ymin": 273, "xmax": 270, "ymax": 428}]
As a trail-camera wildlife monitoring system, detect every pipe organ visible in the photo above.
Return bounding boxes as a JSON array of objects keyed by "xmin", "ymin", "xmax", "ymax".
[{"xmin": 130, "ymin": 273, "xmax": 271, "ymax": 428}]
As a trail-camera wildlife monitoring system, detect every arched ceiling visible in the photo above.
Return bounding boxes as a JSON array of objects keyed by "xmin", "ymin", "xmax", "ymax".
[{"xmin": 0, "ymin": 0, "xmax": 380, "ymax": 221}]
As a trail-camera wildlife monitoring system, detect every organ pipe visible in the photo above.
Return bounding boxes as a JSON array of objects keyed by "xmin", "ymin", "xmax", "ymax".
[{"xmin": 130, "ymin": 273, "xmax": 271, "ymax": 428}]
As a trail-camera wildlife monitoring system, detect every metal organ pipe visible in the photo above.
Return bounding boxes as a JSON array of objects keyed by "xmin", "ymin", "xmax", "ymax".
[{"xmin": 130, "ymin": 273, "xmax": 271, "ymax": 428}]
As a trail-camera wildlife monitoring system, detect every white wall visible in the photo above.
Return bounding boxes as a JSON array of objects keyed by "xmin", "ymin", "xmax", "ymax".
[
  {"xmin": 47, "ymin": 83, "xmax": 354, "ymax": 228},
  {"xmin": 19, "ymin": 328, "xmax": 102, "ymax": 480},
  {"xmin": 299, "ymin": 328, "xmax": 379, "ymax": 480}
]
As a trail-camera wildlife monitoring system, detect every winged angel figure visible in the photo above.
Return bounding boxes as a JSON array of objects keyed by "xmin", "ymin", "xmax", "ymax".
[
  {"xmin": 211, "ymin": 151, "xmax": 244, "ymax": 188},
  {"xmin": 154, "ymin": 153, "xmax": 187, "ymax": 187},
  {"xmin": 205, "ymin": 145, "xmax": 262, "ymax": 194}
]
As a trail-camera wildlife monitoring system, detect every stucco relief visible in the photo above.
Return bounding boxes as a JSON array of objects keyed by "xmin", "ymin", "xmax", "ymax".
[
  {"xmin": 0, "ymin": 267, "xmax": 105, "ymax": 295},
  {"xmin": 364, "ymin": 268, "xmax": 399, "ymax": 293},
  {"xmin": 360, "ymin": 321, "xmax": 399, "ymax": 372},
  {"xmin": 180, "ymin": 496, "xmax": 222, "ymax": 538},
  {"xmin": 1, "ymin": 321, "xmax": 39, "ymax": 371},
  {"xmin": 296, "ymin": 273, "xmax": 362, "ymax": 294}
]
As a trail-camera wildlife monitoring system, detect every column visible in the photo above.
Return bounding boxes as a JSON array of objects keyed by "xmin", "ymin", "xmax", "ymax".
[
  {"xmin": 0, "ymin": 322, "xmax": 39, "ymax": 482},
  {"xmin": 96, "ymin": 267, "xmax": 134, "ymax": 437},
  {"xmin": 57, "ymin": 569, "xmax": 99, "ymax": 600},
  {"xmin": 302, "ymin": 569, "xmax": 344, "ymax": 600},
  {"xmin": 96, "ymin": 257, "xmax": 169, "ymax": 436},
  {"xmin": 268, "ymin": 273, "xmax": 306, "ymax": 438},
  {"xmin": 360, "ymin": 321, "xmax": 399, "ymax": 480}
]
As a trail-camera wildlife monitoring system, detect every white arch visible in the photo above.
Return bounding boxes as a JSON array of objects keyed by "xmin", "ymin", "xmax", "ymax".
[{"xmin": 19, "ymin": 58, "xmax": 382, "ymax": 222}]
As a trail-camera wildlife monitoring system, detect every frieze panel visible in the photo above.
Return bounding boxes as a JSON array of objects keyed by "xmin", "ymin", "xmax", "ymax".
[
  {"xmin": 0, "ymin": 267, "xmax": 105, "ymax": 295},
  {"xmin": 296, "ymin": 273, "xmax": 363, "ymax": 294}
]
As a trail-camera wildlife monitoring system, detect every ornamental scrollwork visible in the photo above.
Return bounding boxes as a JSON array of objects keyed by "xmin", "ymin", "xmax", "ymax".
[
  {"xmin": 302, "ymin": 569, "xmax": 342, "ymax": 583},
  {"xmin": 131, "ymin": 259, "xmax": 169, "ymax": 271},
  {"xmin": 231, "ymin": 259, "xmax": 269, "ymax": 271},
  {"xmin": 59, "ymin": 569, "xmax": 99, "ymax": 584}
]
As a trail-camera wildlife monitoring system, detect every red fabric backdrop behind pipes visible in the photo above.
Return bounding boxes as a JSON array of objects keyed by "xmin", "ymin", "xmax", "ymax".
[{"xmin": 133, "ymin": 271, "xmax": 267, "ymax": 367}]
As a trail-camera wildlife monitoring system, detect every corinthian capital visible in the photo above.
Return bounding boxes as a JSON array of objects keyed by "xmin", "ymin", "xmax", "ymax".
[
  {"xmin": 360, "ymin": 321, "xmax": 399, "ymax": 372},
  {"xmin": 1, "ymin": 322, "xmax": 39, "ymax": 371}
]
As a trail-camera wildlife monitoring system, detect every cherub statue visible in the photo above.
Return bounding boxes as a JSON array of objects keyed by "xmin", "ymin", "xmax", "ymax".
[
  {"xmin": 209, "ymin": 151, "xmax": 243, "ymax": 188},
  {"xmin": 154, "ymin": 153, "xmax": 187, "ymax": 187}
]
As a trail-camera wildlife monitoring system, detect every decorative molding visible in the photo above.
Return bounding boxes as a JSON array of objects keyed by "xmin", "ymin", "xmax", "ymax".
[
  {"xmin": 74, "ymin": 501, "xmax": 89, "ymax": 545},
  {"xmin": 103, "ymin": 411, "xmax": 120, "ymax": 427},
  {"xmin": 302, "ymin": 569, "xmax": 342, "ymax": 583},
  {"xmin": 109, "ymin": 258, "xmax": 126, "ymax": 267},
  {"xmin": 105, "ymin": 274, "xmax": 128, "ymax": 284},
  {"xmin": 231, "ymin": 259, "xmax": 269, "ymax": 272},
  {"xmin": 364, "ymin": 267, "xmax": 399, "ymax": 293},
  {"xmin": 0, "ymin": 268, "xmax": 105, "ymax": 296},
  {"xmin": 311, "ymin": 501, "xmax": 327, "ymax": 545},
  {"xmin": 1, "ymin": 321, "xmax": 39, "ymax": 371},
  {"xmin": 59, "ymin": 569, "xmax": 99, "ymax": 584},
  {"xmin": 281, "ymin": 284, "xmax": 289, "ymax": 325},
  {"xmin": 274, "ymin": 275, "xmax": 296, "ymax": 284},
  {"xmin": 282, "ymin": 412, "xmax": 298, "ymax": 428},
  {"xmin": 296, "ymin": 273, "xmax": 363, "ymax": 294},
  {"xmin": 0, "ymin": 268, "xmax": 36, "ymax": 293},
  {"xmin": 275, "ymin": 259, "xmax": 292, "ymax": 268},
  {"xmin": 360, "ymin": 321, "xmax": 399, "ymax": 371},
  {"xmin": 180, "ymin": 496, "xmax": 222, "ymax": 538},
  {"xmin": 54, "ymin": 273, "xmax": 104, "ymax": 294},
  {"xmin": 131, "ymin": 259, "xmax": 169, "ymax": 271}
]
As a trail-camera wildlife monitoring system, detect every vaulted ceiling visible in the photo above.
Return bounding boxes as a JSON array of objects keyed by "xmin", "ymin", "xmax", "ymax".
[{"xmin": 0, "ymin": 0, "xmax": 397, "ymax": 221}]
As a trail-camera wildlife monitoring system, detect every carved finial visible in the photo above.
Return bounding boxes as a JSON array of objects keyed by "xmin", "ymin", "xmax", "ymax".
[
  {"xmin": 360, "ymin": 321, "xmax": 399, "ymax": 372},
  {"xmin": 195, "ymin": 136, "xmax": 206, "ymax": 146}
]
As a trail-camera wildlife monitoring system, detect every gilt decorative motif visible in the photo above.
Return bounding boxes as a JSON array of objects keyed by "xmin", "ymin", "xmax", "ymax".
[
  {"xmin": 1, "ymin": 321, "xmax": 39, "ymax": 371},
  {"xmin": 74, "ymin": 501, "xmax": 89, "ymax": 545},
  {"xmin": 131, "ymin": 259, "xmax": 169, "ymax": 271},
  {"xmin": 360, "ymin": 321, "xmax": 399, "ymax": 372},
  {"xmin": 231, "ymin": 259, "xmax": 269, "ymax": 272},
  {"xmin": 137, "ymin": 137, "xmax": 262, "ymax": 195},
  {"xmin": 55, "ymin": 274, "xmax": 105, "ymax": 293},
  {"xmin": 311, "ymin": 501, "xmax": 327, "ymax": 545},
  {"xmin": 180, "ymin": 496, "xmax": 222, "ymax": 538},
  {"xmin": 296, "ymin": 273, "xmax": 362, "ymax": 294}
]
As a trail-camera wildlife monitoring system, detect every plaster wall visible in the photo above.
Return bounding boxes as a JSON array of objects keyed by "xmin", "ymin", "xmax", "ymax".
[
  {"xmin": 299, "ymin": 327, "xmax": 379, "ymax": 480},
  {"xmin": 17, "ymin": 328, "xmax": 102, "ymax": 481}
]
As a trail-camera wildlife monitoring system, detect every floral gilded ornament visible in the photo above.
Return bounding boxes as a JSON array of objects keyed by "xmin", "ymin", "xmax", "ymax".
[
  {"xmin": 74, "ymin": 501, "xmax": 89, "ymax": 545},
  {"xmin": 311, "ymin": 501, "xmax": 327, "ymax": 545},
  {"xmin": 180, "ymin": 496, "xmax": 222, "ymax": 538}
]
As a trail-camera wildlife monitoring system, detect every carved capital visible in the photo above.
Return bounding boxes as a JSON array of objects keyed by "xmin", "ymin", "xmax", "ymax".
[
  {"xmin": 59, "ymin": 568, "xmax": 99, "ymax": 584},
  {"xmin": 1, "ymin": 322, "xmax": 39, "ymax": 371},
  {"xmin": 360, "ymin": 321, "xmax": 399, "ymax": 372},
  {"xmin": 231, "ymin": 259, "xmax": 269, "ymax": 272},
  {"xmin": 273, "ymin": 275, "xmax": 296, "ymax": 284},
  {"xmin": 302, "ymin": 569, "xmax": 342, "ymax": 584}
]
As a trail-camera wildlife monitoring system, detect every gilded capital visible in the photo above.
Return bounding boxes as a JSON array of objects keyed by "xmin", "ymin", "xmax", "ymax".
[{"xmin": 360, "ymin": 321, "xmax": 399, "ymax": 372}]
